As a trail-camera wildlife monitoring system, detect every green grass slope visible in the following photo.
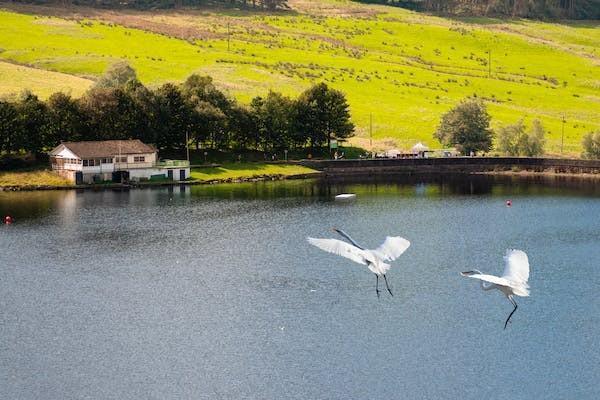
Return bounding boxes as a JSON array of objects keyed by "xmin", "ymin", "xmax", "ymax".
[
  {"xmin": 0, "ymin": 1, "xmax": 598, "ymax": 155},
  {"xmin": 0, "ymin": 60, "xmax": 92, "ymax": 98}
]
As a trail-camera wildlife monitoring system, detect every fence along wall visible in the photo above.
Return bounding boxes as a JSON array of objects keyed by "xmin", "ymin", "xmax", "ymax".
[{"xmin": 300, "ymin": 157, "xmax": 600, "ymax": 175}]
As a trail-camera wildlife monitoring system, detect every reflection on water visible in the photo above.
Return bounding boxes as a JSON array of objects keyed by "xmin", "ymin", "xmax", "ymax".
[
  {"xmin": 1, "ymin": 174, "xmax": 600, "ymax": 400},
  {"xmin": 2, "ymin": 174, "xmax": 599, "ymax": 220}
]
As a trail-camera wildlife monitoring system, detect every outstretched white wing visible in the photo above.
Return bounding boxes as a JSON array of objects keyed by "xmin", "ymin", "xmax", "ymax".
[
  {"xmin": 373, "ymin": 236, "xmax": 411, "ymax": 262},
  {"xmin": 461, "ymin": 272, "xmax": 512, "ymax": 287},
  {"xmin": 307, "ymin": 237, "xmax": 368, "ymax": 265},
  {"xmin": 502, "ymin": 249, "xmax": 530, "ymax": 285}
]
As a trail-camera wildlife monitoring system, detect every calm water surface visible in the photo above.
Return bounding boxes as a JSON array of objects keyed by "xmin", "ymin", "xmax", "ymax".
[{"xmin": 1, "ymin": 175, "xmax": 599, "ymax": 399}]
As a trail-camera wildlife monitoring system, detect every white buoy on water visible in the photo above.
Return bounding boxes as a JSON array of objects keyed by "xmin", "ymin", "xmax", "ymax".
[{"xmin": 335, "ymin": 193, "xmax": 356, "ymax": 201}]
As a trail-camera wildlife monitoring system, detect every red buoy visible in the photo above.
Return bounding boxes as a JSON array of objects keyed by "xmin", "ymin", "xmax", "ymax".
[
  {"xmin": 506, "ymin": 200, "xmax": 512, "ymax": 207},
  {"xmin": 4, "ymin": 215, "xmax": 13, "ymax": 224}
]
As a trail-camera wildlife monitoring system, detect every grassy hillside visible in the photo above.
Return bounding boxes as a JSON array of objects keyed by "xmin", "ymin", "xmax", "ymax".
[
  {"xmin": 0, "ymin": 1, "xmax": 598, "ymax": 155},
  {"xmin": 0, "ymin": 60, "xmax": 92, "ymax": 98}
]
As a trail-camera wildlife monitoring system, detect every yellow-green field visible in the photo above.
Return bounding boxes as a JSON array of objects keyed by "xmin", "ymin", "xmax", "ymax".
[
  {"xmin": 0, "ymin": 170, "xmax": 73, "ymax": 187},
  {"xmin": 0, "ymin": 61, "xmax": 92, "ymax": 99},
  {"xmin": 0, "ymin": 0, "xmax": 598, "ymax": 155},
  {"xmin": 190, "ymin": 163, "xmax": 317, "ymax": 181}
]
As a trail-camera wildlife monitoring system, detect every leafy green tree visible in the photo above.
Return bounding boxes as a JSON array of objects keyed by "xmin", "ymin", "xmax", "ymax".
[
  {"xmin": 0, "ymin": 100, "xmax": 20, "ymax": 154},
  {"xmin": 519, "ymin": 119, "xmax": 545, "ymax": 157},
  {"xmin": 46, "ymin": 92, "xmax": 84, "ymax": 144},
  {"xmin": 434, "ymin": 99, "xmax": 493, "ymax": 155},
  {"xmin": 14, "ymin": 91, "xmax": 50, "ymax": 158},
  {"xmin": 94, "ymin": 61, "xmax": 137, "ymax": 89},
  {"xmin": 189, "ymin": 100, "xmax": 227, "ymax": 149},
  {"xmin": 497, "ymin": 118, "xmax": 545, "ymax": 157},
  {"xmin": 182, "ymin": 74, "xmax": 233, "ymax": 150},
  {"xmin": 497, "ymin": 119, "xmax": 525, "ymax": 156},
  {"xmin": 181, "ymin": 74, "xmax": 232, "ymax": 112},
  {"xmin": 228, "ymin": 104, "xmax": 258, "ymax": 151},
  {"xmin": 123, "ymin": 79, "xmax": 158, "ymax": 145},
  {"xmin": 582, "ymin": 130, "xmax": 600, "ymax": 159},
  {"xmin": 79, "ymin": 87, "xmax": 139, "ymax": 141},
  {"xmin": 153, "ymin": 83, "xmax": 190, "ymax": 152},
  {"xmin": 251, "ymin": 91, "xmax": 295, "ymax": 153},
  {"xmin": 295, "ymin": 83, "xmax": 355, "ymax": 150}
]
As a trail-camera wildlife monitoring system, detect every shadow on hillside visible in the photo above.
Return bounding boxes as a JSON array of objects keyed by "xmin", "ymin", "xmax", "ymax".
[
  {"xmin": 0, "ymin": 2, "xmax": 299, "ymax": 19},
  {"xmin": 448, "ymin": 15, "xmax": 599, "ymax": 28}
]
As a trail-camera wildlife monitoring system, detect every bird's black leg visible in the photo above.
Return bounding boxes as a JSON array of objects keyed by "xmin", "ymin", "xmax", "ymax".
[
  {"xmin": 383, "ymin": 274, "xmax": 393, "ymax": 297},
  {"xmin": 375, "ymin": 274, "xmax": 380, "ymax": 298},
  {"xmin": 504, "ymin": 297, "xmax": 518, "ymax": 330}
]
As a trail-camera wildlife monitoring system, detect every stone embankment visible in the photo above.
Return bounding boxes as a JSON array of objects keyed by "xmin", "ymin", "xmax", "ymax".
[{"xmin": 300, "ymin": 157, "xmax": 600, "ymax": 177}]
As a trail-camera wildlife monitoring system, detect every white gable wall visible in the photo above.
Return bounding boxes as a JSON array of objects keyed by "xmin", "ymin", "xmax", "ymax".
[{"xmin": 55, "ymin": 147, "xmax": 79, "ymax": 159}]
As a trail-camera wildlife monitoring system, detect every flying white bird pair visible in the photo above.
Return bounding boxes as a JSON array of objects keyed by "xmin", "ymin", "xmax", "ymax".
[{"xmin": 308, "ymin": 229, "xmax": 530, "ymax": 329}]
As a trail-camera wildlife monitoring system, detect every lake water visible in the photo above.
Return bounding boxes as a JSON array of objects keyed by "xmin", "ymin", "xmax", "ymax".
[{"xmin": 1, "ymin": 175, "xmax": 599, "ymax": 399}]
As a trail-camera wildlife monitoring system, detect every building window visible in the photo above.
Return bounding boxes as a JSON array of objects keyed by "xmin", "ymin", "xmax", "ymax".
[
  {"xmin": 116, "ymin": 156, "xmax": 127, "ymax": 163},
  {"xmin": 101, "ymin": 158, "xmax": 113, "ymax": 164},
  {"xmin": 134, "ymin": 156, "xmax": 145, "ymax": 163},
  {"xmin": 83, "ymin": 159, "xmax": 96, "ymax": 167}
]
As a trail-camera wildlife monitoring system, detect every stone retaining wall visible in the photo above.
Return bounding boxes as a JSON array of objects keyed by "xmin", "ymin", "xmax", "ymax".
[{"xmin": 300, "ymin": 157, "xmax": 600, "ymax": 176}]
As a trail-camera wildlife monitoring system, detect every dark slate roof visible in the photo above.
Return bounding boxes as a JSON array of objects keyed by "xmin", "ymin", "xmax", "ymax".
[{"xmin": 59, "ymin": 140, "xmax": 156, "ymax": 158}]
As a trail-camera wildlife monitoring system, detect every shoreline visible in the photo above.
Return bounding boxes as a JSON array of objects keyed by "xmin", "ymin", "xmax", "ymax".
[
  {"xmin": 3, "ymin": 157, "xmax": 600, "ymax": 192},
  {"xmin": 0, "ymin": 172, "xmax": 323, "ymax": 192},
  {"xmin": 474, "ymin": 170, "xmax": 600, "ymax": 180},
  {"xmin": 3, "ymin": 168, "xmax": 600, "ymax": 192}
]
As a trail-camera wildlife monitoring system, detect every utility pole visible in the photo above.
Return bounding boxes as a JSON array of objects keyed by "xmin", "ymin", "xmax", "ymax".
[
  {"xmin": 369, "ymin": 113, "xmax": 373, "ymax": 153},
  {"xmin": 561, "ymin": 114, "xmax": 566, "ymax": 155},
  {"xmin": 185, "ymin": 130, "xmax": 190, "ymax": 163}
]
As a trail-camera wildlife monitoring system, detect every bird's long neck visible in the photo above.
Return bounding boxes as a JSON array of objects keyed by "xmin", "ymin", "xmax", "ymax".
[{"xmin": 334, "ymin": 229, "xmax": 364, "ymax": 250}]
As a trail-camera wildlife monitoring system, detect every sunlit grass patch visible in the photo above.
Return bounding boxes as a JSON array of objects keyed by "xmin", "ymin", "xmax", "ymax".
[
  {"xmin": 0, "ymin": 170, "xmax": 73, "ymax": 187},
  {"xmin": 0, "ymin": 61, "xmax": 92, "ymax": 99},
  {"xmin": 190, "ymin": 163, "xmax": 317, "ymax": 181}
]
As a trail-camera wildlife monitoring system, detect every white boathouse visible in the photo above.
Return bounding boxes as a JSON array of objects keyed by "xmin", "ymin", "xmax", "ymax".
[{"xmin": 50, "ymin": 140, "xmax": 190, "ymax": 184}]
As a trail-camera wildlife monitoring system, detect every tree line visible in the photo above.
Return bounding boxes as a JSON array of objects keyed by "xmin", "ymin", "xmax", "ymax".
[
  {"xmin": 435, "ymin": 98, "xmax": 548, "ymax": 156},
  {"xmin": 354, "ymin": 0, "xmax": 600, "ymax": 19},
  {"xmin": 11, "ymin": 0, "xmax": 289, "ymax": 11},
  {"xmin": 0, "ymin": 62, "xmax": 354, "ymax": 160},
  {"xmin": 434, "ymin": 97, "xmax": 600, "ymax": 159}
]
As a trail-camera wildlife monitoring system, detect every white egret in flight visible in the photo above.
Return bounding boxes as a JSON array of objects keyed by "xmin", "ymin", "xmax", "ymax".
[
  {"xmin": 308, "ymin": 228, "xmax": 411, "ymax": 297},
  {"xmin": 461, "ymin": 249, "xmax": 530, "ymax": 329}
]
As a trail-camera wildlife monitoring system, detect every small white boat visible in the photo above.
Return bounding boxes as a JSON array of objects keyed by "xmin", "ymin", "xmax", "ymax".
[{"xmin": 335, "ymin": 193, "xmax": 357, "ymax": 201}]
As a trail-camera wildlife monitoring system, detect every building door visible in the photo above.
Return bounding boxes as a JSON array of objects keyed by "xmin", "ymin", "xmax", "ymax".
[
  {"xmin": 167, "ymin": 170, "xmax": 174, "ymax": 180},
  {"xmin": 75, "ymin": 171, "xmax": 83, "ymax": 185},
  {"xmin": 179, "ymin": 169, "xmax": 186, "ymax": 181}
]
